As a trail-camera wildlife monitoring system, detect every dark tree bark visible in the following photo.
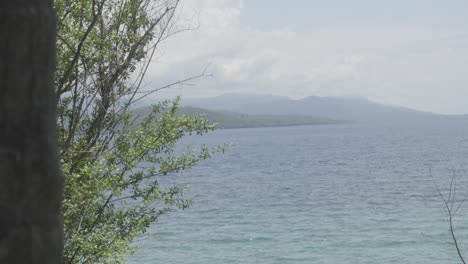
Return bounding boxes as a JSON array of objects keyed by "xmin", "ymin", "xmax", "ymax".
[{"xmin": 0, "ymin": 0, "xmax": 63, "ymax": 263}]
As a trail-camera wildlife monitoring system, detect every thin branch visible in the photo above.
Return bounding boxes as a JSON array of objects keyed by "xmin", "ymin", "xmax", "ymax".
[
  {"xmin": 431, "ymin": 169, "xmax": 466, "ymax": 264},
  {"xmin": 127, "ymin": 66, "xmax": 211, "ymax": 107}
]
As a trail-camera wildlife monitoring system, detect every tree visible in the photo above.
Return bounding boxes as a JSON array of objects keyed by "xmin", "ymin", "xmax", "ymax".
[
  {"xmin": 0, "ymin": 0, "xmax": 63, "ymax": 263},
  {"xmin": 54, "ymin": 0, "xmax": 223, "ymax": 262}
]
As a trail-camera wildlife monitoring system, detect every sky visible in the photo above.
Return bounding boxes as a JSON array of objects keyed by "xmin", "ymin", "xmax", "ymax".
[{"xmin": 145, "ymin": 0, "xmax": 468, "ymax": 114}]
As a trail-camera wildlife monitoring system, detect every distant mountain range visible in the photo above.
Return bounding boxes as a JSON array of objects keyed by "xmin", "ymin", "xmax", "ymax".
[{"xmin": 182, "ymin": 93, "xmax": 467, "ymax": 124}]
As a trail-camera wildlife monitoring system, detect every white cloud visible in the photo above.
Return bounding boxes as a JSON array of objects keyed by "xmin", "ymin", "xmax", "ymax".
[{"xmin": 145, "ymin": 0, "xmax": 468, "ymax": 114}]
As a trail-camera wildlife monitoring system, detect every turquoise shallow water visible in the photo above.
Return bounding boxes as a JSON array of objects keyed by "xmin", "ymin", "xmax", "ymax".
[{"xmin": 128, "ymin": 122, "xmax": 468, "ymax": 263}]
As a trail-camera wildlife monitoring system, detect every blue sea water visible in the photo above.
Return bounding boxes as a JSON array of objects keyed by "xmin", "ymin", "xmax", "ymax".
[{"xmin": 128, "ymin": 122, "xmax": 468, "ymax": 263}]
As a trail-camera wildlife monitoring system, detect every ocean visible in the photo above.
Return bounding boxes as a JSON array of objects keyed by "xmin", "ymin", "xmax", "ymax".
[{"xmin": 128, "ymin": 122, "xmax": 468, "ymax": 263}]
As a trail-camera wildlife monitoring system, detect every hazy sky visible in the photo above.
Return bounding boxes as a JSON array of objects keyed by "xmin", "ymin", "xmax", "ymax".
[{"xmin": 146, "ymin": 0, "xmax": 468, "ymax": 114}]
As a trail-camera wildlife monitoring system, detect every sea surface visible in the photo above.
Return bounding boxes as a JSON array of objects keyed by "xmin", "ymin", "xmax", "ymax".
[{"xmin": 128, "ymin": 122, "xmax": 468, "ymax": 263}]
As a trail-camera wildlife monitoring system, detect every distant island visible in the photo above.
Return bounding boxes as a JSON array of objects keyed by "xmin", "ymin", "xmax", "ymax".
[
  {"xmin": 177, "ymin": 106, "xmax": 345, "ymax": 129},
  {"xmin": 182, "ymin": 93, "xmax": 468, "ymax": 125},
  {"xmin": 133, "ymin": 105, "xmax": 345, "ymax": 129},
  {"xmin": 135, "ymin": 93, "xmax": 468, "ymax": 129}
]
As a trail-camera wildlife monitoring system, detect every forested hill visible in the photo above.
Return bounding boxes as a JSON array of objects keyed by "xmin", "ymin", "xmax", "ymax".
[{"xmin": 133, "ymin": 106, "xmax": 345, "ymax": 129}]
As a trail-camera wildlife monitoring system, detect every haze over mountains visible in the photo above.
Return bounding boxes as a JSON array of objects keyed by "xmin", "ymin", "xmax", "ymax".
[{"xmin": 182, "ymin": 93, "xmax": 466, "ymax": 125}]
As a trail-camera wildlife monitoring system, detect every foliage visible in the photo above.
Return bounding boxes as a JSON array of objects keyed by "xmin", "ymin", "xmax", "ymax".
[{"xmin": 53, "ymin": 0, "xmax": 222, "ymax": 262}]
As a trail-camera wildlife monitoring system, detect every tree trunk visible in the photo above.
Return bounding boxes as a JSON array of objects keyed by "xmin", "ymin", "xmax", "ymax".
[{"xmin": 0, "ymin": 0, "xmax": 63, "ymax": 263}]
